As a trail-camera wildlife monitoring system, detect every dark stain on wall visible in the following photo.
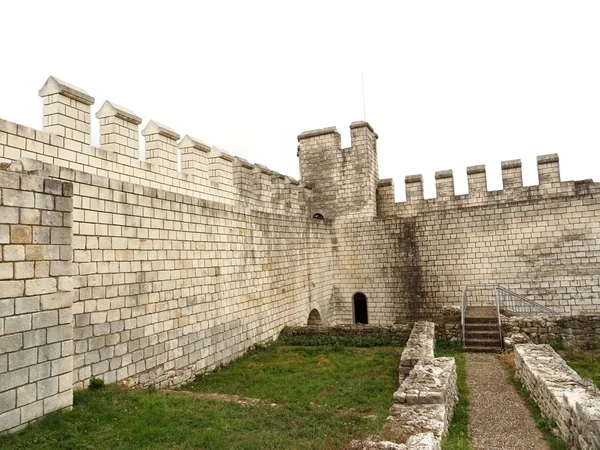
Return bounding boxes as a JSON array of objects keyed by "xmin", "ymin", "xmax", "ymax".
[{"xmin": 397, "ymin": 221, "xmax": 424, "ymax": 320}]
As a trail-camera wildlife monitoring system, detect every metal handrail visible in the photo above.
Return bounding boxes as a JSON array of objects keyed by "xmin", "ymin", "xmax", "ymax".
[
  {"xmin": 461, "ymin": 287, "xmax": 467, "ymax": 347},
  {"xmin": 493, "ymin": 286, "xmax": 503, "ymax": 348},
  {"xmin": 460, "ymin": 284, "xmax": 558, "ymax": 347},
  {"xmin": 494, "ymin": 285, "xmax": 558, "ymax": 315}
]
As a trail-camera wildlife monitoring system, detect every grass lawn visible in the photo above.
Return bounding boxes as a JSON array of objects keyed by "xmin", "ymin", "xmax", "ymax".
[
  {"xmin": 0, "ymin": 344, "xmax": 401, "ymax": 450},
  {"xmin": 558, "ymin": 344, "xmax": 600, "ymax": 390},
  {"xmin": 435, "ymin": 342, "xmax": 470, "ymax": 450}
]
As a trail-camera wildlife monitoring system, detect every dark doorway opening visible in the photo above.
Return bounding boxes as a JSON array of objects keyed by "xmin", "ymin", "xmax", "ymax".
[
  {"xmin": 353, "ymin": 293, "xmax": 368, "ymax": 324},
  {"xmin": 307, "ymin": 309, "xmax": 322, "ymax": 326}
]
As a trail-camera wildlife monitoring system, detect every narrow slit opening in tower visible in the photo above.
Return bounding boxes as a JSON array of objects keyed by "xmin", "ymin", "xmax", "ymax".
[{"xmin": 353, "ymin": 293, "xmax": 368, "ymax": 324}]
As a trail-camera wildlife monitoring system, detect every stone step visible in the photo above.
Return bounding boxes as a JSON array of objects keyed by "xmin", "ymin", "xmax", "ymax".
[
  {"xmin": 465, "ymin": 327, "xmax": 498, "ymax": 338},
  {"xmin": 465, "ymin": 338, "xmax": 501, "ymax": 347},
  {"xmin": 465, "ymin": 317, "xmax": 497, "ymax": 324},
  {"xmin": 464, "ymin": 323, "xmax": 498, "ymax": 332},
  {"xmin": 464, "ymin": 345, "xmax": 502, "ymax": 353},
  {"xmin": 465, "ymin": 335, "xmax": 499, "ymax": 343},
  {"xmin": 465, "ymin": 306, "xmax": 497, "ymax": 317}
]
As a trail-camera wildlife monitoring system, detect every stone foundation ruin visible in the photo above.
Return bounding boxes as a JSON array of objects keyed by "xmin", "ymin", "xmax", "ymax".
[
  {"xmin": 514, "ymin": 344, "xmax": 600, "ymax": 450},
  {"xmin": 350, "ymin": 322, "xmax": 457, "ymax": 450}
]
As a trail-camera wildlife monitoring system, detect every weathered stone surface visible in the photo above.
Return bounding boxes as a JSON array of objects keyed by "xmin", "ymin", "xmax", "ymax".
[
  {"xmin": 394, "ymin": 358, "xmax": 457, "ymax": 407},
  {"xmin": 503, "ymin": 331, "xmax": 531, "ymax": 348},
  {"xmin": 382, "ymin": 404, "xmax": 447, "ymax": 442},
  {"xmin": 503, "ymin": 315, "xmax": 600, "ymax": 346},
  {"xmin": 282, "ymin": 324, "xmax": 412, "ymax": 343},
  {"xmin": 369, "ymin": 322, "xmax": 458, "ymax": 448},
  {"xmin": 405, "ymin": 433, "xmax": 441, "ymax": 450},
  {"xmin": 399, "ymin": 322, "xmax": 435, "ymax": 377},
  {"xmin": 283, "ymin": 322, "xmax": 461, "ymax": 344},
  {"xmin": 515, "ymin": 344, "xmax": 600, "ymax": 450},
  {"xmin": 347, "ymin": 439, "xmax": 409, "ymax": 450},
  {"xmin": 347, "ymin": 322, "xmax": 456, "ymax": 449},
  {"xmin": 348, "ymin": 433, "xmax": 440, "ymax": 450},
  {"xmin": 0, "ymin": 171, "xmax": 73, "ymax": 432}
]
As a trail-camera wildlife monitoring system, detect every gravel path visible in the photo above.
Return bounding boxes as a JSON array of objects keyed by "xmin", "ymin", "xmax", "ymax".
[{"xmin": 466, "ymin": 353, "xmax": 550, "ymax": 450}]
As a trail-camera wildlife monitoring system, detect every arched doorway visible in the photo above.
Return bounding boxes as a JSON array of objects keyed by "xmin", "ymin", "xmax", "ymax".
[
  {"xmin": 307, "ymin": 309, "xmax": 322, "ymax": 326},
  {"xmin": 353, "ymin": 293, "xmax": 368, "ymax": 324}
]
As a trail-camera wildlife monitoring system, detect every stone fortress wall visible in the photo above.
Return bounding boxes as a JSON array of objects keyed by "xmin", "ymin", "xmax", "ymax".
[
  {"xmin": 0, "ymin": 77, "xmax": 336, "ymax": 432},
  {"xmin": 1, "ymin": 76, "xmax": 599, "ymax": 432},
  {"xmin": 297, "ymin": 127, "xmax": 600, "ymax": 322}
]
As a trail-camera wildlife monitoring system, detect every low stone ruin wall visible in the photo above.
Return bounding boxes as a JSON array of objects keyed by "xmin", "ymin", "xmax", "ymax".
[
  {"xmin": 434, "ymin": 322, "xmax": 461, "ymax": 343},
  {"xmin": 432, "ymin": 307, "xmax": 461, "ymax": 343},
  {"xmin": 281, "ymin": 320, "xmax": 461, "ymax": 346},
  {"xmin": 348, "ymin": 432, "xmax": 441, "ymax": 450},
  {"xmin": 503, "ymin": 314, "xmax": 600, "ymax": 345},
  {"xmin": 385, "ymin": 358, "xmax": 457, "ymax": 442},
  {"xmin": 399, "ymin": 322, "xmax": 435, "ymax": 380},
  {"xmin": 281, "ymin": 324, "xmax": 412, "ymax": 344},
  {"xmin": 514, "ymin": 344, "xmax": 600, "ymax": 450},
  {"xmin": 351, "ymin": 321, "xmax": 457, "ymax": 450}
]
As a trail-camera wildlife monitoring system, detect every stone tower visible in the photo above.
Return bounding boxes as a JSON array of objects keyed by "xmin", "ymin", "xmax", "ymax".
[{"xmin": 297, "ymin": 121, "xmax": 379, "ymax": 220}]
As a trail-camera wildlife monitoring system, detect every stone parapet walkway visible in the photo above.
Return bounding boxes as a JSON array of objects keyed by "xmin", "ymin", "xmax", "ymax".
[{"xmin": 466, "ymin": 353, "xmax": 549, "ymax": 450}]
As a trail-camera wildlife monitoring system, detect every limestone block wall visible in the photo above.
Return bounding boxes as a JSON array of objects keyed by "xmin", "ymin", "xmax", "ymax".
[
  {"xmin": 388, "ymin": 357, "xmax": 457, "ymax": 442},
  {"xmin": 514, "ymin": 344, "xmax": 600, "ymax": 450},
  {"xmin": 68, "ymin": 169, "xmax": 333, "ymax": 389},
  {"xmin": 0, "ymin": 77, "xmax": 336, "ymax": 398},
  {"xmin": 347, "ymin": 322, "xmax": 454, "ymax": 450},
  {"xmin": 281, "ymin": 321, "xmax": 462, "ymax": 345},
  {"xmin": 1, "ymin": 79, "xmax": 315, "ymax": 210},
  {"xmin": 331, "ymin": 218, "xmax": 417, "ymax": 323},
  {"xmin": 297, "ymin": 122, "xmax": 379, "ymax": 220},
  {"xmin": 297, "ymin": 120, "xmax": 599, "ymax": 322},
  {"xmin": 0, "ymin": 170, "xmax": 73, "ymax": 433},
  {"xmin": 332, "ymin": 157, "xmax": 600, "ymax": 322},
  {"xmin": 1, "ymin": 75, "xmax": 599, "ymax": 422},
  {"xmin": 9, "ymin": 160, "xmax": 334, "ymax": 390}
]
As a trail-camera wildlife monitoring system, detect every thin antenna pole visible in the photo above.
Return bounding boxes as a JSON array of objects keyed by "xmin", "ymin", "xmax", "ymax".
[{"xmin": 361, "ymin": 72, "xmax": 366, "ymax": 121}]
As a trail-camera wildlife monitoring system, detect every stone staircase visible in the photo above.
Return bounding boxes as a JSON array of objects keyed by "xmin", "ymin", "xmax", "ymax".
[{"xmin": 464, "ymin": 306, "xmax": 502, "ymax": 352}]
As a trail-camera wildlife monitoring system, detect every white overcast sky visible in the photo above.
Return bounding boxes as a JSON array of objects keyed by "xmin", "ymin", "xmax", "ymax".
[{"xmin": 1, "ymin": 1, "xmax": 599, "ymax": 200}]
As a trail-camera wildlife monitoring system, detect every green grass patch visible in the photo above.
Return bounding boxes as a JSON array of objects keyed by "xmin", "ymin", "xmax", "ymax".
[
  {"xmin": 435, "ymin": 341, "xmax": 470, "ymax": 450},
  {"xmin": 185, "ymin": 344, "xmax": 400, "ymax": 414},
  {"xmin": 0, "ymin": 344, "xmax": 401, "ymax": 450},
  {"xmin": 435, "ymin": 339, "xmax": 463, "ymax": 354},
  {"xmin": 558, "ymin": 344, "xmax": 600, "ymax": 390},
  {"xmin": 502, "ymin": 356, "xmax": 568, "ymax": 450}
]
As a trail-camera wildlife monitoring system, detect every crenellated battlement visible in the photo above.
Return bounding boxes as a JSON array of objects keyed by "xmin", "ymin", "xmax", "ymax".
[
  {"xmin": 0, "ymin": 76, "xmax": 314, "ymax": 217},
  {"xmin": 297, "ymin": 120, "xmax": 379, "ymax": 219},
  {"xmin": 96, "ymin": 100, "xmax": 142, "ymax": 160},
  {"xmin": 376, "ymin": 153, "xmax": 599, "ymax": 218},
  {"xmin": 3, "ymin": 76, "xmax": 596, "ymax": 223}
]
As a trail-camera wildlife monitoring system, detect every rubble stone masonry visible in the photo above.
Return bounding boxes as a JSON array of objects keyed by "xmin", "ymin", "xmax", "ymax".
[{"xmin": 515, "ymin": 344, "xmax": 600, "ymax": 450}]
